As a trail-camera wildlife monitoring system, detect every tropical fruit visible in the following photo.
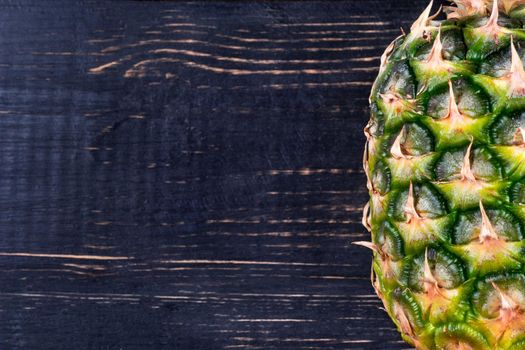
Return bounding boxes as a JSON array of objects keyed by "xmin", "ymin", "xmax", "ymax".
[{"xmin": 360, "ymin": 0, "xmax": 525, "ymax": 349}]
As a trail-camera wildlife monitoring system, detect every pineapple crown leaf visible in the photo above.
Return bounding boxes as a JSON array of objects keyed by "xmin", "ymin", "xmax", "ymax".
[
  {"xmin": 445, "ymin": 0, "xmax": 488, "ymax": 19},
  {"xmin": 446, "ymin": 0, "xmax": 525, "ymax": 19}
]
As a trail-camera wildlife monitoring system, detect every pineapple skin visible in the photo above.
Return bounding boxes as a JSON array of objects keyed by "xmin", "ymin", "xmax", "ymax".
[{"xmin": 364, "ymin": 1, "xmax": 525, "ymax": 349}]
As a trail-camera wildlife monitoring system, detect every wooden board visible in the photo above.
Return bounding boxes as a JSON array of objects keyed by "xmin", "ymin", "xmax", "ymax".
[{"xmin": 0, "ymin": 1, "xmax": 429, "ymax": 349}]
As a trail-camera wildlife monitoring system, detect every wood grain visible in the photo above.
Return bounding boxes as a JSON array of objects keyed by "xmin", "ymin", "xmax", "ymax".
[{"xmin": 0, "ymin": 1, "xmax": 429, "ymax": 349}]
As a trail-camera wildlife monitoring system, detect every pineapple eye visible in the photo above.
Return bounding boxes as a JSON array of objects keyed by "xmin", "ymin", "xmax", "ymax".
[
  {"xmin": 391, "ymin": 183, "xmax": 447, "ymax": 221},
  {"xmin": 367, "ymin": 104, "xmax": 384, "ymax": 137},
  {"xmin": 378, "ymin": 60, "xmax": 416, "ymax": 97},
  {"xmin": 510, "ymin": 179, "xmax": 525, "ymax": 204},
  {"xmin": 481, "ymin": 40, "xmax": 525, "ymax": 78},
  {"xmin": 462, "ymin": 10, "xmax": 521, "ymax": 61},
  {"xmin": 466, "ymin": 13, "xmax": 520, "ymax": 29},
  {"xmin": 374, "ymin": 222, "xmax": 404, "ymax": 260},
  {"xmin": 415, "ymin": 28, "xmax": 467, "ymax": 61},
  {"xmin": 472, "ymin": 275, "xmax": 525, "ymax": 319},
  {"xmin": 390, "ymin": 123, "xmax": 434, "ymax": 157},
  {"xmin": 372, "ymin": 161, "xmax": 391, "ymax": 196},
  {"xmin": 435, "ymin": 145, "xmax": 501, "ymax": 182},
  {"xmin": 434, "ymin": 323, "xmax": 490, "ymax": 350},
  {"xmin": 491, "ymin": 110, "xmax": 525, "ymax": 145},
  {"xmin": 407, "ymin": 247, "xmax": 465, "ymax": 292},
  {"xmin": 390, "ymin": 288, "xmax": 425, "ymax": 335},
  {"xmin": 452, "ymin": 207, "xmax": 522, "ymax": 244},
  {"xmin": 426, "ymin": 79, "xmax": 490, "ymax": 119}
]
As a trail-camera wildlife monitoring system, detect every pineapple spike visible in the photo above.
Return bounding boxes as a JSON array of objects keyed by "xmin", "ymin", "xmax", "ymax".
[
  {"xmin": 362, "ymin": 201, "xmax": 372, "ymax": 231},
  {"xmin": 488, "ymin": 0, "xmax": 500, "ymax": 25},
  {"xmin": 427, "ymin": 29, "xmax": 444, "ymax": 66},
  {"xmin": 379, "ymin": 91, "xmax": 417, "ymax": 117},
  {"xmin": 491, "ymin": 281, "xmax": 520, "ymax": 338},
  {"xmin": 399, "ymin": 2, "xmax": 439, "ymax": 61},
  {"xmin": 509, "ymin": 36, "xmax": 525, "ymax": 97},
  {"xmin": 354, "ymin": 241, "xmax": 395, "ymax": 282},
  {"xmin": 460, "ymin": 139, "xmax": 477, "ymax": 182},
  {"xmin": 444, "ymin": 80, "xmax": 470, "ymax": 128},
  {"xmin": 379, "ymin": 92, "xmax": 394, "ymax": 102},
  {"xmin": 422, "ymin": 249, "xmax": 448, "ymax": 301},
  {"xmin": 380, "ymin": 90, "xmax": 405, "ymax": 103},
  {"xmin": 513, "ymin": 127, "xmax": 525, "ymax": 145},
  {"xmin": 392, "ymin": 302, "xmax": 415, "ymax": 337},
  {"xmin": 353, "ymin": 240, "xmax": 380, "ymax": 253},
  {"xmin": 404, "ymin": 182, "xmax": 422, "ymax": 223},
  {"xmin": 423, "ymin": 249, "xmax": 440, "ymax": 289},
  {"xmin": 379, "ymin": 92, "xmax": 402, "ymax": 114},
  {"xmin": 406, "ymin": 1, "xmax": 441, "ymax": 45},
  {"xmin": 410, "ymin": 1, "xmax": 434, "ymax": 34},
  {"xmin": 479, "ymin": 201, "xmax": 499, "ymax": 243},
  {"xmin": 492, "ymin": 282, "xmax": 519, "ymax": 312},
  {"xmin": 391, "ymin": 127, "xmax": 412, "ymax": 159},
  {"xmin": 370, "ymin": 263, "xmax": 384, "ymax": 303},
  {"xmin": 481, "ymin": 0, "xmax": 502, "ymax": 36}
]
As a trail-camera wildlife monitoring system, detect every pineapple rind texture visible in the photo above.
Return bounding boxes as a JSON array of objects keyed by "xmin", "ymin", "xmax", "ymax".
[{"xmin": 364, "ymin": 1, "xmax": 525, "ymax": 349}]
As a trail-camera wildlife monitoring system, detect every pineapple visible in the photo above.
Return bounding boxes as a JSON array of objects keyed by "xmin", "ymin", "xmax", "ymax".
[{"xmin": 360, "ymin": 0, "xmax": 525, "ymax": 349}]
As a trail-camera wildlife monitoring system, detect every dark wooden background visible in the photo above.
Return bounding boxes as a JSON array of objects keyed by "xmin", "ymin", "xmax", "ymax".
[{"xmin": 0, "ymin": 1, "xmax": 429, "ymax": 349}]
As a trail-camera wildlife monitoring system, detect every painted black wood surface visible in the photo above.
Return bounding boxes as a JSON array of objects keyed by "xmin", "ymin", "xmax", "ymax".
[{"xmin": 0, "ymin": 1, "xmax": 431, "ymax": 349}]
